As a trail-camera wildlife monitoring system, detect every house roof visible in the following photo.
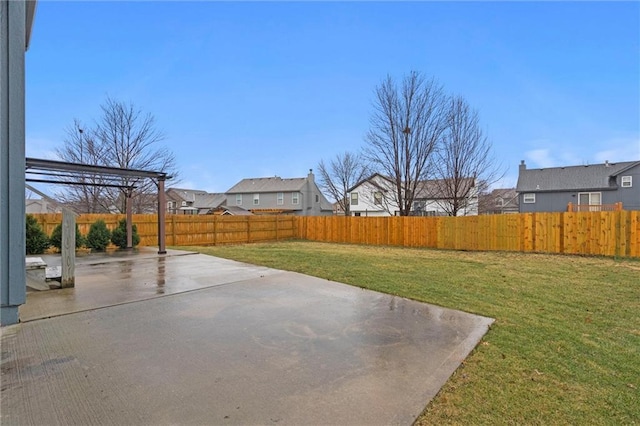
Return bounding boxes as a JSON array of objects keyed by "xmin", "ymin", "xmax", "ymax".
[
  {"xmin": 415, "ymin": 178, "xmax": 475, "ymax": 199},
  {"xmin": 218, "ymin": 206, "xmax": 252, "ymax": 216},
  {"xmin": 226, "ymin": 177, "xmax": 307, "ymax": 194},
  {"xmin": 348, "ymin": 174, "xmax": 394, "ymax": 193},
  {"xmin": 490, "ymin": 188, "xmax": 518, "ymax": 201},
  {"xmin": 350, "ymin": 174, "xmax": 476, "ymax": 199},
  {"xmin": 167, "ymin": 188, "xmax": 226, "ymax": 210},
  {"xmin": 516, "ymin": 161, "xmax": 640, "ymax": 192}
]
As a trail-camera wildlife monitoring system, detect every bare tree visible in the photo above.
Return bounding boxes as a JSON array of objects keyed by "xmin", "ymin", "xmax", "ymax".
[
  {"xmin": 317, "ymin": 152, "xmax": 369, "ymax": 216},
  {"xmin": 430, "ymin": 96, "xmax": 503, "ymax": 216},
  {"xmin": 55, "ymin": 120, "xmax": 111, "ymax": 213},
  {"xmin": 363, "ymin": 71, "xmax": 448, "ymax": 216},
  {"xmin": 55, "ymin": 98, "xmax": 178, "ymax": 213}
]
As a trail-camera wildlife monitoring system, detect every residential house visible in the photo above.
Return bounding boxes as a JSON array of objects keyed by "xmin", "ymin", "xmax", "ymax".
[
  {"xmin": 225, "ymin": 170, "xmax": 333, "ymax": 216},
  {"xmin": 25, "ymin": 198, "xmax": 61, "ymax": 214},
  {"xmin": 479, "ymin": 188, "xmax": 519, "ymax": 215},
  {"xmin": 413, "ymin": 178, "xmax": 478, "ymax": 216},
  {"xmin": 516, "ymin": 160, "xmax": 640, "ymax": 212},
  {"xmin": 347, "ymin": 174, "xmax": 478, "ymax": 216},
  {"xmin": 166, "ymin": 188, "xmax": 227, "ymax": 215},
  {"xmin": 346, "ymin": 174, "xmax": 393, "ymax": 216}
]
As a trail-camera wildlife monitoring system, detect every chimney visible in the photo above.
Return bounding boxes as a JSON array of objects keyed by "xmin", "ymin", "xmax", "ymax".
[
  {"xmin": 307, "ymin": 168, "xmax": 314, "ymax": 182},
  {"xmin": 605, "ymin": 160, "xmax": 610, "ymax": 167},
  {"xmin": 519, "ymin": 160, "xmax": 526, "ymax": 172}
]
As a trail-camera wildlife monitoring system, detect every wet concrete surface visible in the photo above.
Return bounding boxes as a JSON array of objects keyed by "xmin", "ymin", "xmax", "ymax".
[{"xmin": 2, "ymin": 248, "xmax": 493, "ymax": 425}]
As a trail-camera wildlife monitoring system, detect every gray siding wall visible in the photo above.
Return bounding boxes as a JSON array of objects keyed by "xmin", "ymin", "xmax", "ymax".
[
  {"xmin": 1, "ymin": 0, "xmax": 27, "ymax": 325},
  {"xmin": 233, "ymin": 191, "xmax": 303, "ymax": 212},
  {"xmin": 615, "ymin": 164, "xmax": 640, "ymax": 210},
  {"xmin": 231, "ymin": 186, "xmax": 331, "ymax": 216}
]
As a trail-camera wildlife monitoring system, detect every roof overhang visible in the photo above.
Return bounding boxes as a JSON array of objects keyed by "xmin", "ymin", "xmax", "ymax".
[{"xmin": 26, "ymin": 1, "xmax": 37, "ymax": 50}]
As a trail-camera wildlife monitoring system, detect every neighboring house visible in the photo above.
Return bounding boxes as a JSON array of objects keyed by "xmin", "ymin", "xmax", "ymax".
[
  {"xmin": 479, "ymin": 188, "xmax": 519, "ymax": 215},
  {"xmin": 413, "ymin": 178, "xmax": 478, "ymax": 216},
  {"xmin": 348, "ymin": 174, "xmax": 478, "ymax": 216},
  {"xmin": 347, "ymin": 174, "xmax": 393, "ymax": 217},
  {"xmin": 516, "ymin": 160, "xmax": 640, "ymax": 212},
  {"xmin": 225, "ymin": 170, "xmax": 333, "ymax": 216},
  {"xmin": 25, "ymin": 198, "xmax": 61, "ymax": 214},
  {"xmin": 166, "ymin": 188, "xmax": 226, "ymax": 215}
]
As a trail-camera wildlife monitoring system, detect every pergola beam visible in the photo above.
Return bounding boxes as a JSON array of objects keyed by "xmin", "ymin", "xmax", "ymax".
[{"xmin": 25, "ymin": 157, "xmax": 171, "ymax": 254}]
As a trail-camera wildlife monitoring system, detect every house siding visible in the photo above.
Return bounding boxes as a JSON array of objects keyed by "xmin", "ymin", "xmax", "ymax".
[
  {"xmin": 615, "ymin": 164, "xmax": 640, "ymax": 210},
  {"xmin": 235, "ymin": 192, "xmax": 302, "ymax": 211}
]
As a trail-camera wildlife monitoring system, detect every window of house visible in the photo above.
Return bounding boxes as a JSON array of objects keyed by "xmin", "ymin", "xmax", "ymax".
[
  {"xmin": 292, "ymin": 193, "xmax": 299, "ymax": 205},
  {"xmin": 253, "ymin": 194, "xmax": 259, "ymax": 205},
  {"xmin": 373, "ymin": 192, "xmax": 382, "ymax": 205},
  {"xmin": 523, "ymin": 193, "xmax": 535, "ymax": 203},
  {"xmin": 578, "ymin": 192, "xmax": 601, "ymax": 205},
  {"xmin": 277, "ymin": 192, "xmax": 284, "ymax": 205},
  {"xmin": 495, "ymin": 198, "xmax": 504, "ymax": 206},
  {"xmin": 236, "ymin": 194, "xmax": 242, "ymax": 205},
  {"xmin": 167, "ymin": 201, "xmax": 174, "ymax": 209},
  {"xmin": 354, "ymin": 212, "xmax": 361, "ymax": 217},
  {"xmin": 621, "ymin": 176, "xmax": 632, "ymax": 187},
  {"xmin": 315, "ymin": 194, "xmax": 319, "ymax": 203},
  {"xmin": 350, "ymin": 192, "xmax": 359, "ymax": 205}
]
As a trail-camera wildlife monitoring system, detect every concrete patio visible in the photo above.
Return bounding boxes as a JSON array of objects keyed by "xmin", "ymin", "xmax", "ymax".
[{"xmin": 1, "ymin": 248, "xmax": 493, "ymax": 425}]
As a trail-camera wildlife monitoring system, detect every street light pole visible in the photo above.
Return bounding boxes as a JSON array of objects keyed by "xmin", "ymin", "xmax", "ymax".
[{"xmin": 78, "ymin": 127, "xmax": 83, "ymax": 163}]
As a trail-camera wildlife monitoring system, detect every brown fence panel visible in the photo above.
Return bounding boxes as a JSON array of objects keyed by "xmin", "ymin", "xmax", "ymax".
[
  {"xmin": 31, "ymin": 212, "xmax": 639, "ymax": 258},
  {"xmin": 292, "ymin": 212, "xmax": 639, "ymax": 259},
  {"xmin": 31, "ymin": 214, "xmax": 297, "ymax": 248}
]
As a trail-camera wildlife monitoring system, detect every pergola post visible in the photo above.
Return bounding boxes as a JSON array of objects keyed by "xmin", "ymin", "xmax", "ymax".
[
  {"xmin": 157, "ymin": 177, "xmax": 167, "ymax": 254},
  {"xmin": 126, "ymin": 187, "xmax": 133, "ymax": 249},
  {"xmin": 61, "ymin": 208, "xmax": 76, "ymax": 287}
]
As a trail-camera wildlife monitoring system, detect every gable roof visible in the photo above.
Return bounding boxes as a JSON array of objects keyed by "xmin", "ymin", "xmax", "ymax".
[
  {"xmin": 350, "ymin": 174, "xmax": 476, "ymax": 200},
  {"xmin": 226, "ymin": 177, "xmax": 307, "ymax": 194},
  {"xmin": 517, "ymin": 160, "xmax": 640, "ymax": 192},
  {"xmin": 415, "ymin": 178, "xmax": 476, "ymax": 199},
  {"xmin": 166, "ymin": 188, "xmax": 226, "ymax": 209},
  {"xmin": 348, "ymin": 173, "xmax": 394, "ymax": 193}
]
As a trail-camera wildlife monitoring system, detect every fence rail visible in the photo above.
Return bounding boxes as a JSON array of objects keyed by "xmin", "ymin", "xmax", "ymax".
[{"xmin": 31, "ymin": 211, "xmax": 640, "ymax": 258}]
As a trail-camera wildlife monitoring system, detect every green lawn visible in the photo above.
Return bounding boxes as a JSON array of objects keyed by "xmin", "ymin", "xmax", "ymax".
[{"xmin": 178, "ymin": 241, "xmax": 640, "ymax": 425}]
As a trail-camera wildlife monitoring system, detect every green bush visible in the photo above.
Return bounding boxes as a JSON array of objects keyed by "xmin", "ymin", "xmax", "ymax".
[
  {"xmin": 25, "ymin": 214, "xmax": 50, "ymax": 255},
  {"xmin": 86, "ymin": 220, "xmax": 111, "ymax": 251},
  {"xmin": 50, "ymin": 223, "xmax": 86, "ymax": 250},
  {"xmin": 110, "ymin": 219, "xmax": 140, "ymax": 249}
]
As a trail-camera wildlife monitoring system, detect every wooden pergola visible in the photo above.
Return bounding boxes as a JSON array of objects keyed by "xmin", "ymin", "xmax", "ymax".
[{"xmin": 25, "ymin": 157, "xmax": 171, "ymax": 253}]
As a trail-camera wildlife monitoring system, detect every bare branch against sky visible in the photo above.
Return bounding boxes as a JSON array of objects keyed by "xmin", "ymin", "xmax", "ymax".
[
  {"xmin": 431, "ymin": 96, "xmax": 504, "ymax": 216},
  {"xmin": 364, "ymin": 71, "xmax": 448, "ymax": 216},
  {"xmin": 317, "ymin": 151, "xmax": 369, "ymax": 216},
  {"xmin": 55, "ymin": 98, "xmax": 179, "ymax": 213}
]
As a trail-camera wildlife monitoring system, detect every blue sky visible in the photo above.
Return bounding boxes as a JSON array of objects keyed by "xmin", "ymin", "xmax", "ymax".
[{"xmin": 26, "ymin": 1, "xmax": 640, "ymax": 194}]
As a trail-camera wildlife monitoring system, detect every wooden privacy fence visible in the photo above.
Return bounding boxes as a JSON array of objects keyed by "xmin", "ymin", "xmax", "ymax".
[
  {"xmin": 294, "ymin": 211, "xmax": 640, "ymax": 258},
  {"xmin": 32, "ymin": 211, "xmax": 640, "ymax": 258},
  {"xmin": 32, "ymin": 214, "xmax": 297, "ymax": 247}
]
